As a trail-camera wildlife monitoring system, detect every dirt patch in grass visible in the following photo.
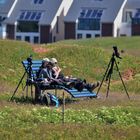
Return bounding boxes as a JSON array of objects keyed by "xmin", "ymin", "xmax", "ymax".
[
  {"xmin": 31, "ymin": 44, "xmax": 56, "ymax": 55},
  {"xmin": 122, "ymin": 68, "xmax": 135, "ymax": 81},
  {"xmin": 32, "ymin": 45, "xmax": 48, "ymax": 53}
]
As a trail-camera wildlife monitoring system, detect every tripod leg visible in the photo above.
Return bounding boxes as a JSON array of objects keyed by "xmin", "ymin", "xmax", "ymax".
[
  {"xmin": 114, "ymin": 60, "xmax": 130, "ymax": 99},
  {"xmin": 21, "ymin": 84, "xmax": 26, "ymax": 97},
  {"xmin": 97, "ymin": 58, "xmax": 112, "ymax": 96},
  {"xmin": 106, "ymin": 74, "xmax": 112, "ymax": 98},
  {"xmin": 26, "ymin": 84, "xmax": 29, "ymax": 99},
  {"xmin": 10, "ymin": 71, "xmax": 26, "ymax": 101},
  {"xmin": 31, "ymin": 84, "xmax": 34, "ymax": 101}
]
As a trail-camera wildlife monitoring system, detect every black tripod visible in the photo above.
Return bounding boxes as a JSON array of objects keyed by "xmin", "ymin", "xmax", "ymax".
[
  {"xmin": 10, "ymin": 56, "xmax": 34, "ymax": 101},
  {"xmin": 96, "ymin": 46, "xmax": 130, "ymax": 99}
]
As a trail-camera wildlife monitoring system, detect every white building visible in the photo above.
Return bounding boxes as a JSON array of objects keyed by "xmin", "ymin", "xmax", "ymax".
[
  {"xmin": 119, "ymin": 0, "xmax": 140, "ymax": 36},
  {"xmin": 1, "ymin": 0, "xmax": 140, "ymax": 43},
  {"xmin": 4, "ymin": 0, "xmax": 73, "ymax": 43},
  {"xmin": 0, "ymin": 0, "xmax": 18, "ymax": 39},
  {"xmin": 64, "ymin": 0, "xmax": 127, "ymax": 39}
]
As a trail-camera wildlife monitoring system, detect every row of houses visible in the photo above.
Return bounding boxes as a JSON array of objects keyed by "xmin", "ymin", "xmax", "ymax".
[{"xmin": 0, "ymin": 0, "xmax": 140, "ymax": 44}]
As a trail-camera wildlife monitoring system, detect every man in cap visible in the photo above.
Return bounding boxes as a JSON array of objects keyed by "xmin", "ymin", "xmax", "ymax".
[
  {"xmin": 38, "ymin": 57, "xmax": 51, "ymax": 81},
  {"xmin": 38, "ymin": 57, "xmax": 63, "ymax": 85}
]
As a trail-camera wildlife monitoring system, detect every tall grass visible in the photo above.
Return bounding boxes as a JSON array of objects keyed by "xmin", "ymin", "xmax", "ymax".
[
  {"xmin": 0, "ymin": 37, "xmax": 140, "ymax": 93},
  {"xmin": 0, "ymin": 40, "xmax": 37, "ymax": 84},
  {"xmin": 0, "ymin": 106, "xmax": 140, "ymax": 140},
  {"xmin": 0, "ymin": 38, "xmax": 140, "ymax": 140}
]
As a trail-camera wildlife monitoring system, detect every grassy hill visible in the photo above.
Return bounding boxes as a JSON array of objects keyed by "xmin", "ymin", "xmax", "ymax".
[
  {"xmin": 0, "ymin": 37, "xmax": 140, "ymax": 140},
  {"xmin": 0, "ymin": 37, "xmax": 140, "ymax": 93}
]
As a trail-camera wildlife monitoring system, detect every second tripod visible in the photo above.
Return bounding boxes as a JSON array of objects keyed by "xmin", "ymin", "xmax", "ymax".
[{"xmin": 96, "ymin": 46, "xmax": 130, "ymax": 99}]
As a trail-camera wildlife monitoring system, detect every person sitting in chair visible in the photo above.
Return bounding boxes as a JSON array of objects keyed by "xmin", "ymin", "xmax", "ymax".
[
  {"xmin": 49, "ymin": 58, "xmax": 100, "ymax": 92},
  {"xmin": 38, "ymin": 58, "xmax": 65, "ymax": 87},
  {"xmin": 50, "ymin": 58, "xmax": 62, "ymax": 79}
]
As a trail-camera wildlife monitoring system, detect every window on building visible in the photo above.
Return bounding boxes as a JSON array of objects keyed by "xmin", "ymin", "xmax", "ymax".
[
  {"xmin": 16, "ymin": 36, "xmax": 21, "ymax": 40},
  {"xmin": 77, "ymin": 34, "xmax": 82, "ymax": 39},
  {"xmin": 125, "ymin": 11, "xmax": 132, "ymax": 22},
  {"xmin": 25, "ymin": 36, "xmax": 30, "ymax": 42},
  {"xmin": 94, "ymin": 0, "xmax": 103, "ymax": 1},
  {"xmin": 18, "ymin": 11, "xmax": 43, "ymax": 21},
  {"xmin": 17, "ymin": 21, "xmax": 39, "ymax": 32},
  {"xmin": 0, "ymin": 16, "xmax": 2, "ymax": 22},
  {"xmin": 25, "ymin": 12, "xmax": 31, "ymax": 20},
  {"xmin": 132, "ymin": 9, "xmax": 140, "ymax": 24},
  {"xmin": 34, "ymin": 36, "xmax": 39, "ymax": 43},
  {"xmin": 86, "ymin": 34, "xmax": 92, "ymax": 38},
  {"xmin": 78, "ymin": 9, "xmax": 103, "ymax": 30},
  {"xmin": 0, "ymin": 16, "xmax": 6, "ymax": 22},
  {"xmin": 53, "ymin": 36, "xmax": 56, "ymax": 42},
  {"xmin": 78, "ymin": 18, "xmax": 100, "ymax": 30},
  {"xmin": 95, "ymin": 34, "xmax": 100, "ymax": 37},
  {"xmin": 33, "ymin": 0, "xmax": 44, "ymax": 4}
]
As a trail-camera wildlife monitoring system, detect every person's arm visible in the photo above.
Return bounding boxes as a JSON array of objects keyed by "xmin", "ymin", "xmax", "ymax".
[
  {"xmin": 52, "ymin": 67, "xmax": 61, "ymax": 79},
  {"xmin": 38, "ymin": 69, "xmax": 50, "ymax": 82}
]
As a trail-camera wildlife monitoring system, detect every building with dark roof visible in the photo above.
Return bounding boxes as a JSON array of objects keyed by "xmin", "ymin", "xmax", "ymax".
[
  {"xmin": 119, "ymin": 0, "xmax": 140, "ymax": 36},
  {"xmin": 4, "ymin": 0, "xmax": 73, "ymax": 43},
  {"xmin": 0, "ymin": 0, "xmax": 18, "ymax": 39},
  {"xmin": 64, "ymin": 0, "xmax": 127, "ymax": 39},
  {"xmin": 1, "ymin": 0, "xmax": 140, "ymax": 43}
]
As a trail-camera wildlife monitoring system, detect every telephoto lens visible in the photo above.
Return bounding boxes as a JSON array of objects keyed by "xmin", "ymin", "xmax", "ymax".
[{"xmin": 113, "ymin": 46, "xmax": 122, "ymax": 59}]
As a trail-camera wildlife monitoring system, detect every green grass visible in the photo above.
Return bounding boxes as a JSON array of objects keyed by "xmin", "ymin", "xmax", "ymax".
[
  {"xmin": 0, "ymin": 38, "xmax": 140, "ymax": 90},
  {"xmin": 57, "ymin": 37, "xmax": 140, "ymax": 56},
  {"xmin": 0, "ymin": 40, "xmax": 37, "ymax": 84},
  {"xmin": 43, "ymin": 37, "xmax": 140, "ymax": 93},
  {"xmin": 0, "ymin": 37, "xmax": 140, "ymax": 140},
  {"xmin": 1, "ymin": 124, "xmax": 139, "ymax": 140},
  {"xmin": 0, "ymin": 105, "xmax": 140, "ymax": 140}
]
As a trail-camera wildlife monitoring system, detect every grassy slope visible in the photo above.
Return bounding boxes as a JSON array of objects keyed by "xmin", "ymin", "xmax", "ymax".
[
  {"xmin": 0, "ymin": 40, "xmax": 37, "ymax": 84},
  {"xmin": 0, "ymin": 37, "xmax": 140, "ymax": 140},
  {"xmin": 44, "ymin": 37, "xmax": 140, "ymax": 93},
  {"xmin": 0, "ymin": 37, "xmax": 140, "ymax": 89}
]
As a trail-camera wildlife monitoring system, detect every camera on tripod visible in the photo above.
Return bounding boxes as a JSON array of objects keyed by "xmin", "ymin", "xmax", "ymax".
[
  {"xmin": 97, "ymin": 46, "xmax": 130, "ymax": 99},
  {"xmin": 113, "ymin": 46, "xmax": 122, "ymax": 59},
  {"xmin": 26, "ymin": 55, "xmax": 33, "ymax": 81},
  {"xmin": 27, "ymin": 55, "xmax": 32, "ymax": 65}
]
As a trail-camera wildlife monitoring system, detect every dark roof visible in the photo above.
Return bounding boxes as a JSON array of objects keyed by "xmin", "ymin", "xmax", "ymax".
[
  {"xmin": 125, "ymin": 0, "xmax": 140, "ymax": 9},
  {"xmin": 0, "ymin": 0, "xmax": 15, "ymax": 15},
  {"xmin": 64, "ymin": 0, "xmax": 126, "ymax": 23},
  {"xmin": 4, "ymin": 0, "xmax": 63, "ymax": 25}
]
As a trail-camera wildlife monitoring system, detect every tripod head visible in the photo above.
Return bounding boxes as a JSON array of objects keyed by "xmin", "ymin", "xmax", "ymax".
[
  {"xmin": 26, "ymin": 55, "xmax": 33, "ymax": 81},
  {"xmin": 113, "ymin": 46, "xmax": 122, "ymax": 59},
  {"xmin": 106, "ymin": 46, "xmax": 122, "ymax": 81},
  {"xmin": 27, "ymin": 55, "xmax": 33, "ymax": 66}
]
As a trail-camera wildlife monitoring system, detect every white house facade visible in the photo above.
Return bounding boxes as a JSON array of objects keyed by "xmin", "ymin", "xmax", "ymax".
[
  {"xmin": 0, "ymin": 0, "xmax": 18, "ymax": 39},
  {"xmin": 0, "ymin": 0, "xmax": 140, "ymax": 43},
  {"xmin": 64, "ymin": 0, "xmax": 128, "ymax": 40},
  {"xmin": 4, "ymin": 0, "xmax": 73, "ymax": 44}
]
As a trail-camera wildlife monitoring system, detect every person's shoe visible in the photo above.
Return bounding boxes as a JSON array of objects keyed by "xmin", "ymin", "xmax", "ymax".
[
  {"xmin": 66, "ymin": 82, "xmax": 75, "ymax": 89},
  {"xmin": 88, "ymin": 81, "xmax": 100, "ymax": 92},
  {"xmin": 74, "ymin": 82, "xmax": 84, "ymax": 92},
  {"xmin": 83, "ymin": 79, "xmax": 86, "ymax": 83}
]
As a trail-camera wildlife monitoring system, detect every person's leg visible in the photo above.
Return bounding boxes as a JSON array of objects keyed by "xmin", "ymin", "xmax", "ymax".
[
  {"xmin": 85, "ymin": 82, "xmax": 100, "ymax": 92},
  {"xmin": 35, "ymin": 85, "xmax": 41, "ymax": 102}
]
